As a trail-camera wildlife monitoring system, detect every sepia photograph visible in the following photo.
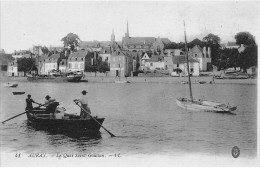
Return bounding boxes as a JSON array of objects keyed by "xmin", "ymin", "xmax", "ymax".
[{"xmin": 0, "ymin": 0, "xmax": 259, "ymax": 167}]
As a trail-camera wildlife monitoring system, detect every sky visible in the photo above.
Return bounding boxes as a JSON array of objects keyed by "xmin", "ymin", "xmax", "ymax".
[{"xmin": 0, "ymin": 0, "xmax": 259, "ymax": 53}]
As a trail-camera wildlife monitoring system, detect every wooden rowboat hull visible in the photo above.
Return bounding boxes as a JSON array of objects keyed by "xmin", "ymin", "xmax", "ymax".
[
  {"xmin": 12, "ymin": 92, "xmax": 25, "ymax": 95},
  {"xmin": 26, "ymin": 112, "xmax": 105, "ymax": 136},
  {"xmin": 176, "ymin": 98, "xmax": 237, "ymax": 113}
]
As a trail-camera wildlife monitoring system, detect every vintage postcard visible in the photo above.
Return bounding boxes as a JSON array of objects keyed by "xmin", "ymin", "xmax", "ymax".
[{"xmin": 0, "ymin": 0, "xmax": 259, "ymax": 167}]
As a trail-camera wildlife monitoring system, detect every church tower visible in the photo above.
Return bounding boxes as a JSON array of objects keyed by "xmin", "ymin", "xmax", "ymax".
[
  {"xmin": 111, "ymin": 29, "xmax": 116, "ymax": 52},
  {"xmin": 125, "ymin": 21, "xmax": 129, "ymax": 38}
]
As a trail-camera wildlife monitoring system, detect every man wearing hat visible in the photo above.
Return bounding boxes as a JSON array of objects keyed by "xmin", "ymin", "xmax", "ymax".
[
  {"xmin": 75, "ymin": 90, "xmax": 91, "ymax": 119},
  {"xmin": 26, "ymin": 94, "xmax": 40, "ymax": 111},
  {"xmin": 44, "ymin": 95, "xmax": 55, "ymax": 107}
]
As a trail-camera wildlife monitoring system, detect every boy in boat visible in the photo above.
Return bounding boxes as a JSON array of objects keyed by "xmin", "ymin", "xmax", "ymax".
[
  {"xmin": 75, "ymin": 90, "xmax": 91, "ymax": 119},
  {"xmin": 25, "ymin": 94, "xmax": 40, "ymax": 111}
]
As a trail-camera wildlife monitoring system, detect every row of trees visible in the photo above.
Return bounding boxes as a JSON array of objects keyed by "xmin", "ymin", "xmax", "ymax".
[{"xmin": 165, "ymin": 32, "xmax": 257, "ymax": 72}]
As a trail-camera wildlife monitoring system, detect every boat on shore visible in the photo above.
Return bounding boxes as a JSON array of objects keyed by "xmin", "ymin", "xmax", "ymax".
[
  {"xmin": 176, "ymin": 22, "xmax": 237, "ymax": 114},
  {"xmin": 12, "ymin": 92, "xmax": 25, "ymax": 95},
  {"xmin": 5, "ymin": 83, "xmax": 18, "ymax": 87},
  {"xmin": 27, "ymin": 71, "xmax": 86, "ymax": 82},
  {"xmin": 26, "ymin": 102, "xmax": 105, "ymax": 136}
]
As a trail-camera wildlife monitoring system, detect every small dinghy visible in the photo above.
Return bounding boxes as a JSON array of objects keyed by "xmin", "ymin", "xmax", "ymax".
[
  {"xmin": 5, "ymin": 83, "xmax": 18, "ymax": 87},
  {"xmin": 12, "ymin": 92, "xmax": 25, "ymax": 95}
]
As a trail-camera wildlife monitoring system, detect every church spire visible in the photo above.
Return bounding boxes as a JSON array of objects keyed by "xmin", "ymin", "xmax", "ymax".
[{"xmin": 125, "ymin": 21, "xmax": 129, "ymax": 38}]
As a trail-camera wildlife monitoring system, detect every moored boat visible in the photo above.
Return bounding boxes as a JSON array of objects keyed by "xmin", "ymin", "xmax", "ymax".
[
  {"xmin": 12, "ymin": 92, "xmax": 25, "ymax": 95},
  {"xmin": 176, "ymin": 21, "xmax": 237, "ymax": 114},
  {"xmin": 115, "ymin": 80, "xmax": 130, "ymax": 84},
  {"xmin": 27, "ymin": 71, "xmax": 85, "ymax": 82},
  {"xmin": 176, "ymin": 98, "xmax": 237, "ymax": 113},
  {"xmin": 26, "ymin": 102, "xmax": 105, "ymax": 136},
  {"xmin": 5, "ymin": 83, "xmax": 18, "ymax": 87}
]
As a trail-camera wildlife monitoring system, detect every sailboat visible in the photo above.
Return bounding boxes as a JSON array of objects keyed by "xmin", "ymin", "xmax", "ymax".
[
  {"xmin": 176, "ymin": 22, "xmax": 237, "ymax": 113},
  {"xmin": 115, "ymin": 63, "xmax": 130, "ymax": 83}
]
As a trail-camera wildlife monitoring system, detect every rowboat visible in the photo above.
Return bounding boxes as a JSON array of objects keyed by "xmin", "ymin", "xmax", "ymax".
[
  {"xmin": 26, "ymin": 102, "xmax": 105, "ymax": 136},
  {"xmin": 12, "ymin": 92, "xmax": 25, "ymax": 95},
  {"xmin": 176, "ymin": 98, "xmax": 237, "ymax": 113},
  {"xmin": 5, "ymin": 83, "xmax": 18, "ymax": 87},
  {"xmin": 176, "ymin": 22, "xmax": 237, "ymax": 113}
]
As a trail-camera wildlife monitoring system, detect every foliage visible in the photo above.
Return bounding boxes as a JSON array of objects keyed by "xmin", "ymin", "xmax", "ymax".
[
  {"xmin": 238, "ymin": 45, "xmax": 258, "ymax": 72},
  {"xmin": 97, "ymin": 61, "xmax": 110, "ymax": 73},
  {"xmin": 17, "ymin": 58, "xmax": 36, "ymax": 74},
  {"xmin": 202, "ymin": 33, "xmax": 220, "ymax": 45},
  {"xmin": 235, "ymin": 32, "xmax": 256, "ymax": 46},
  {"xmin": 61, "ymin": 33, "xmax": 80, "ymax": 53},
  {"xmin": 41, "ymin": 46, "xmax": 50, "ymax": 54}
]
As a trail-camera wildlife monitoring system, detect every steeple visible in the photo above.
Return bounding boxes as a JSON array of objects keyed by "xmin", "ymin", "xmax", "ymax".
[
  {"xmin": 111, "ymin": 29, "xmax": 115, "ymax": 43},
  {"xmin": 125, "ymin": 21, "xmax": 129, "ymax": 38},
  {"xmin": 111, "ymin": 29, "xmax": 116, "ymax": 52}
]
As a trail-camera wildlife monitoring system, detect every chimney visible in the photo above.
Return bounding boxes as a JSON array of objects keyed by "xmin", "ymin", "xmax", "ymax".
[{"xmin": 208, "ymin": 47, "xmax": 211, "ymax": 58}]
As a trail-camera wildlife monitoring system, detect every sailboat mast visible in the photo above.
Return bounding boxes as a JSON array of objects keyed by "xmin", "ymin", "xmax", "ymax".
[{"xmin": 183, "ymin": 21, "xmax": 193, "ymax": 102}]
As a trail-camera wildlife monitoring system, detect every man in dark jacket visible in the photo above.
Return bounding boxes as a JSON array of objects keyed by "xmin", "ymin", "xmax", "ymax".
[{"xmin": 26, "ymin": 94, "xmax": 40, "ymax": 111}]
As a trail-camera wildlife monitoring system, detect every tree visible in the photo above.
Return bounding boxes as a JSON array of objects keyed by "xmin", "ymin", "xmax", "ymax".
[
  {"xmin": 41, "ymin": 46, "xmax": 50, "ymax": 54},
  {"xmin": 203, "ymin": 33, "xmax": 220, "ymax": 45},
  {"xmin": 202, "ymin": 33, "xmax": 222, "ymax": 70},
  {"xmin": 238, "ymin": 45, "xmax": 258, "ymax": 72},
  {"xmin": 61, "ymin": 33, "xmax": 80, "ymax": 54},
  {"xmin": 97, "ymin": 61, "xmax": 110, "ymax": 74},
  {"xmin": 187, "ymin": 38, "xmax": 203, "ymax": 49},
  {"xmin": 235, "ymin": 32, "xmax": 256, "ymax": 46},
  {"xmin": 17, "ymin": 58, "xmax": 36, "ymax": 75}
]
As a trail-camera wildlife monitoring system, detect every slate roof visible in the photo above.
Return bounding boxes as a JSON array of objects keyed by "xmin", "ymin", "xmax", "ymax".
[
  {"xmin": 79, "ymin": 41, "xmax": 111, "ymax": 49},
  {"xmin": 69, "ymin": 50, "xmax": 88, "ymax": 58},
  {"xmin": 172, "ymin": 55, "xmax": 199, "ymax": 64},
  {"xmin": 147, "ymin": 55, "xmax": 165, "ymax": 62}
]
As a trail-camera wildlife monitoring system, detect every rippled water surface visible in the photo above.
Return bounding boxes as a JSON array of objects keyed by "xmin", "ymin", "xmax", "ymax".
[{"xmin": 0, "ymin": 81, "xmax": 257, "ymax": 157}]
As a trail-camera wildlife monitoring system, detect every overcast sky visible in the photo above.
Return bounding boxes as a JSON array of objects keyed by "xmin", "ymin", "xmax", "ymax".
[{"xmin": 0, "ymin": 0, "xmax": 259, "ymax": 53}]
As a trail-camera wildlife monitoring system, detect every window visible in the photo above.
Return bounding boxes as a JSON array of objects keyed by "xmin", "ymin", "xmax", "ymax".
[
  {"xmin": 75, "ymin": 63, "xmax": 78, "ymax": 69},
  {"xmin": 75, "ymin": 58, "xmax": 77, "ymax": 61},
  {"xmin": 80, "ymin": 63, "xmax": 83, "ymax": 69},
  {"xmin": 69, "ymin": 63, "xmax": 72, "ymax": 69},
  {"xmin": 177, "ymin": 64, "xmax": 179, "ymax": 67},
  {"xmin": 150, "ymin": 63, "xmax": 153, "ymax": 66},
  {"xmin": 113, "ymin": 57, "xmax": 116, "ymax": 62},
  {"xmin": 81, "ymin": 58, "xmax": 83, "ymax": 61},
  {"xmin": 53, "ymin": 64, "xmax": 55, "ymax": 68},
  {"xmin": 195, "ymin": 54, "xmax": 197, "ymax": 57},
  {"xmin": 113, "ymin": 64, "xmax": 115, "ymax": 68}
]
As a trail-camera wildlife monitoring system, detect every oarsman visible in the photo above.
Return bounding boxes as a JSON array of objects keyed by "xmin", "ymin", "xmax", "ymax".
[
  {"xmin": 75, "ymin": 90, "xmax": 91, "ymax": 119},
  {"xmin": 26, "ymin": 94, "xmax": 40, "ymax": 111},
  {"xmin": 44, "ymin": 95, "xmax": 55, "ymax": 107}
]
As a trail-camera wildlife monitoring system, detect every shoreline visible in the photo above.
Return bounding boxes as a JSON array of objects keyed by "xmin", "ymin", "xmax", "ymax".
[{"xmin": 0, "ymin": 76, "xmax": 257, "ymax": 85}]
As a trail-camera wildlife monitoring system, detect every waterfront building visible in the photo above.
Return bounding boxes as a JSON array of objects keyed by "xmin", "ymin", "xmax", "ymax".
[
  {"xmin": 164, "ymin": 55, "xmax": 199, "ymax": 76},
  {"xmin": 7, "ymin": 59, "xmax": 24, "ymax": 77},
  {"xmin": 68, "ymin": 50, "xmax": 88, "ymax": 72},
  {"xmin": 164, "ymin": 49, "xmax": 184, "ymax": 56},
  {"xmin": 144, "ymin": 54, "xmax": 165, "ymax": 71},
  {"xmin": 189, "ymin": 45, "xmax": 211, "ymax": 71},
  {"xmin": 38, "ymin": 53, "xmax": 59, "ymax": 75},
  {"xmin": 110, "ymin": 49, "xmax": 133, "ymax": 77}
]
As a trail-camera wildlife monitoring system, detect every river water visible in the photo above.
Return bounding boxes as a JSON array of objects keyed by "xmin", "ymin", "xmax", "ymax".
[{"xmin": 0, "ymin": 80, "xmax": 257, "ymax": 159}]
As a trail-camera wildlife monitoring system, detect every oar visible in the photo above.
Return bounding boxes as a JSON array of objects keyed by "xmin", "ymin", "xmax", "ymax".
[
  {"xmin": 73, "ymin": 100, "xmax": 116, "ymax": 137},
  {"xmin": 1, "ymin": 102, "xmax": 53, "ymax": 124}
]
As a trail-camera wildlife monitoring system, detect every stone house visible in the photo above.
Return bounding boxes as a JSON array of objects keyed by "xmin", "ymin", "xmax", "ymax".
[{"xmin": 189, "ymin": 45, "xmax": 211, "ymax": 71}]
